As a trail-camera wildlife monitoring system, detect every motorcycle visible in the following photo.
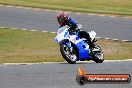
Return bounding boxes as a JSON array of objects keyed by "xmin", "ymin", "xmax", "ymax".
[{"xmin": 54, "ymin": 25, "xmax": 104, "ymax": 64}]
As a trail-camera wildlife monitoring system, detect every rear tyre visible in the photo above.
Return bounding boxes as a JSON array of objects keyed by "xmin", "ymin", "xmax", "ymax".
[
  {"xmin": 91, "ymin": 45, "xmax": 104, "ymax": 63},
  {"xmin": 60, "ymin": 44, "xmax": 77, "ymax": 64}
]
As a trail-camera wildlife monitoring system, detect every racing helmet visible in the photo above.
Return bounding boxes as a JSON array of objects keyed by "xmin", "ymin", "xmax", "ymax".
[{"xmin": 57, "ymin": 12, "xmax": 68, "ymax": 26}]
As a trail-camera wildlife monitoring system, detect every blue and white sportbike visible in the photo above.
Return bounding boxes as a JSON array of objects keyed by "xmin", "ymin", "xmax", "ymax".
[{"xmin": 54, "ymin": 25, "xmax": 104, "ymax": 64}]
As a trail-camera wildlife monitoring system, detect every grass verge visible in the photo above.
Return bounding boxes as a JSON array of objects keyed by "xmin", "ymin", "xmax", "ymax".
[
  {"xmin": 0, "ymin": 0, "xmax": 132, "ymax": 16},
  {"xmin": 0, "ymin": 28, "xmax": 132, "ymax": 63}
]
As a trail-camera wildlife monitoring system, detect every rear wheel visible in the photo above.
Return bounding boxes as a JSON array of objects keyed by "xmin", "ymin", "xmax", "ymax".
[
  {"xmin": 60, "ymin": 44, "xmax": 77, "ymax": 64},
  {"xmin": 91, "ymin": 45, "xmax": 104, "ymax": 63}
]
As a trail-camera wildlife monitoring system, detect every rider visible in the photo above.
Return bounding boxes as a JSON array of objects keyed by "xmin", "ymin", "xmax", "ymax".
[{"xmin": 56, "ymin": 12, "xmax": 95, "ymax": 49}]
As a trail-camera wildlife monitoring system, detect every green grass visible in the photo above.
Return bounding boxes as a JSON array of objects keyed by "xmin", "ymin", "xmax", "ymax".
[
  {"xmin": 0, "ymin": 28, "xmax": 63, "ymax": 63},
  {"xmin": 0, "ymin": 0, "xmax": 132, "ymax": 16},
  {"xmin": 97, "ymin": 39, "xmax": 132, "ymax": 60},
  {"xmin": 0, "ymin": 28, "xmax": 132, "ymax": 63}
]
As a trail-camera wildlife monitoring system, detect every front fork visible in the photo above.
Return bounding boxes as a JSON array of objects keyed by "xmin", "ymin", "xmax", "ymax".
[{"xmin": 61, "ymin": 41, "xmax": 73, "ymax": 52}]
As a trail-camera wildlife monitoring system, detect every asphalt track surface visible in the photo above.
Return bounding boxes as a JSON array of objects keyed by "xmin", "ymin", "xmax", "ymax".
[
  {"xmin": 0, "ymin": 5, "xmax": 132, "ymax": 88},
  {"xmin": 0, "ymin": 61, "xmax": 131, "ymax": 88},
  {"xmin": 0, "ymin": 6, "xmax": 132, "ymax": 40}
]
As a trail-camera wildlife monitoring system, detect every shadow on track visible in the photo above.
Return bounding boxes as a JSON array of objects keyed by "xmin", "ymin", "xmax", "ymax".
[{"xmin": 58, "ymin": 61, "xmax": 97, "ymax": 65}]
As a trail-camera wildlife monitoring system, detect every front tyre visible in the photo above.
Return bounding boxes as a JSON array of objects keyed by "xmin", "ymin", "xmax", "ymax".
[
  {"xmin": 91, "ymin": 45, "xmax": 104, "ymax": 63},
  {"xmin": 60, "ymin": 44, "xmax": 77, "ymax": 64}
]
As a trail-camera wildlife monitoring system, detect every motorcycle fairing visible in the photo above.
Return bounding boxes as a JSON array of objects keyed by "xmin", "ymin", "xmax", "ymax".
[{"xmin": 74, "ymin": 39, "xmax": 91, "ymax": 60}]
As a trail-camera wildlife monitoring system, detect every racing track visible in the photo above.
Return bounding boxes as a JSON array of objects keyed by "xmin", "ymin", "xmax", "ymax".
[
  {"xmin": 0, "ymin": 5, "xmax": 132, "ymax": 40},
  {"xmin": 0, "ymin": 5, "xmax": 132, "ymax": 88},
  {"xmin": 0, "ymin": 61, "xmax": 132, "ymax": 88}
]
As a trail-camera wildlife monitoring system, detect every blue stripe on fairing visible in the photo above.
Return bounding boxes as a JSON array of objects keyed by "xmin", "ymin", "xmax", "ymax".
[
  {"xmin": 64, "ymin": 31, "xmax": 68, "ymax": 37},
  {"xmin": 54, "ymin": 38, "xmax": 58, "ymax": 43},
  {"xmin": 75, "ymin": 40, "xmax": 91, "ymax": 61}
]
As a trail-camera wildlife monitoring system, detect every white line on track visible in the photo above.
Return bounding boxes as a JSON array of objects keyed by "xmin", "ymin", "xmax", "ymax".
[
  {"xmin": 0, "ymin": 5, "xmax": 3, "ymax": 6},
  {"xmin": 0, "ymin": 27, "xmax": 131, "ymax": 42},
  {"xmin": 24, "ymin": 7, "xmax": 32, "ymax": 10},
  {"xmin": 5, "ymin": 5, "xmax": 12, "ymax": 8},
  {"xmin": 42, "ymin": 31, "xmax": 48, "ymax": 33},
  {"xmin": 112, "ymin": 39, "xmax": 119, "ymax": 41},
  {"xmin": 45, "ymin": 9, "xmax": 51, "ymax": 11},
  {"xmin": 34, "ymin": 8, "xmax": 42, "ymax": 11},
  {"xmin": 76, "ymin": 13, "xmax": 81, "ymax": 14},
  {"xmin": 21, "ymin": 29, "xmax": 28, "ymax": 31},
  {"xmin": 51, "ymin": 32, "xmax": 57, "ymax": 33},
  {"xmin": 109, "ymin": 16, "xmax": 116, "ymax": 18},
  {"xmin": 16, "ymin": 6, "xmax": 23, "ymax": 9},
  {"xmin": 122, "ymin": 40, "xmax": 131, "ymax": 42},
  {"xmin": 88, "ymin": 14, "xmax": 96, "ymax": 16},
  {"xmin": 0, "ymin": 4, "xmax": 131, "ymax": 19},
  {"xmin": 30, "ymin": 30, "xmax": 37, "ymax": 32},
  {"xmin": 0, "ymin": 27, "xmax": 6, "ymax": 29},
  {"xmin": 98, "ymin": 15, "xmax": 105, "ymax": 17},
  {"xmin": 105, "ymin": 38, "xmax": 111, "ymax": 40},
  {"xmin": 1, "ymin": 59, "xmax": 132, "ymax": 65}
]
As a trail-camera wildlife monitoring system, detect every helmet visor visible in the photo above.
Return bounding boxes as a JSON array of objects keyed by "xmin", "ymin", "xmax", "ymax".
[{"xmin": 58, "ymin": 18, "xmax": 65, "ymax": 23}]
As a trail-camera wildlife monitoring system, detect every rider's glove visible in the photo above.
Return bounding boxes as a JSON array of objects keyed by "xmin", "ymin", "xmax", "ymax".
[{"xmin": 74, "ymin": 28, "xmax": 80, "ymax": 32}]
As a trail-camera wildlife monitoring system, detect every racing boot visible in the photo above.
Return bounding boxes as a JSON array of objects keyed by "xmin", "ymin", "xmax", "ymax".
[{"xmin": 90, "ymin": 42, "xmax": 95, "ymax": 49}]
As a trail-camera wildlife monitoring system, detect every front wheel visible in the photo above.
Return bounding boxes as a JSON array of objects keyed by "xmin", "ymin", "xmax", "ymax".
[
  {"xmin": 60, "ymin": 44, "xmax": 77, "ymax": 64},
  {"xmin": 91, "ymin": 45, "xmax": 104, "ymax": 63}
]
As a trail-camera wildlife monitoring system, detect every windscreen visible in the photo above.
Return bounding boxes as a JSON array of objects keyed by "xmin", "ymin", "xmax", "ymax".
[{"xmin": 57, "ymin": 25, "xmax": 69, "ymax": 34}]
